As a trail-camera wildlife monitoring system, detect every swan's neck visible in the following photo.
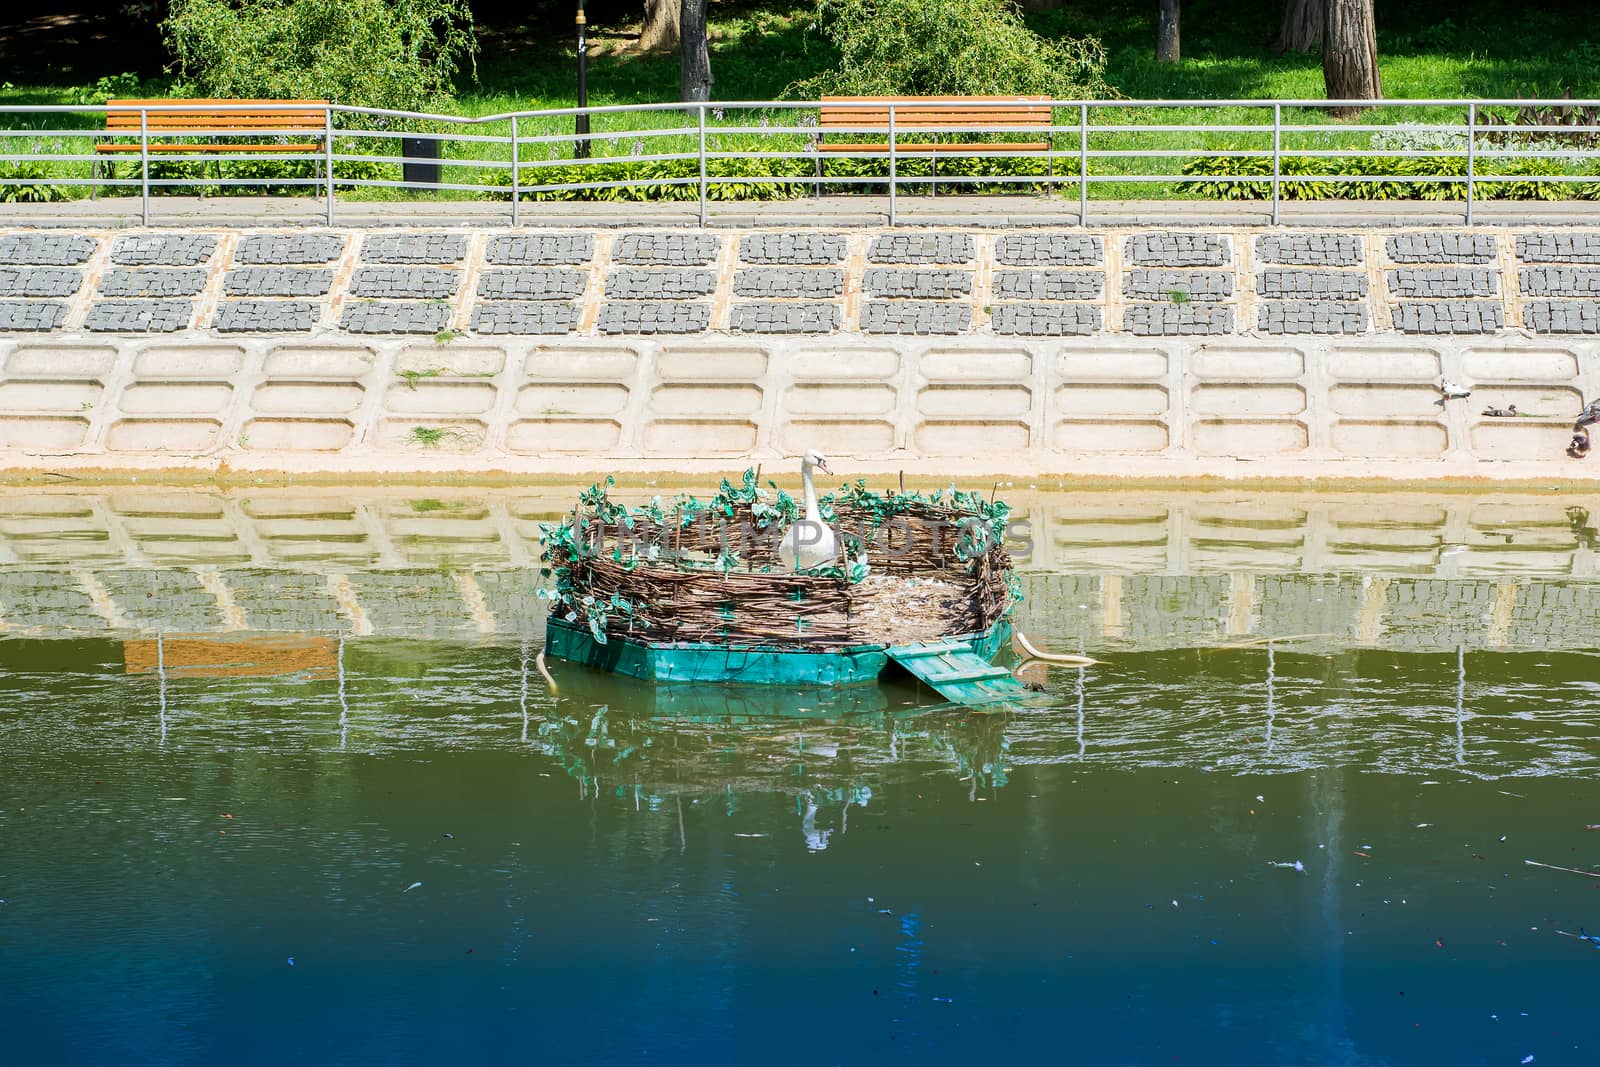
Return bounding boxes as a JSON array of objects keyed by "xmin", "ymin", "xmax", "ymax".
[{"xmin": 801, "ymin": 463, "xmax": 821, "ymax": 521}]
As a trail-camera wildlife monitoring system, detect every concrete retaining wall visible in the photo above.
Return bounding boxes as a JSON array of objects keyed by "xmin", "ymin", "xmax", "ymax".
[{"xmin": 4, "ymin": 224, "xmax": 1600, "ymax": 477}]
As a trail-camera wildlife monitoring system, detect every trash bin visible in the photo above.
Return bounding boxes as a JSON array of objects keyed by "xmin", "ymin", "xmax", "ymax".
[{"xmin": 401, "ymin": 136, "xmax": 442, "ymax": 188}]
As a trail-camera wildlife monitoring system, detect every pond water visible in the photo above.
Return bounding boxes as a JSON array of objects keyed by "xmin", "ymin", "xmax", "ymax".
[{"xmin": 2, "ymin": 484, "xmax": 1599, "ymax": 1065}]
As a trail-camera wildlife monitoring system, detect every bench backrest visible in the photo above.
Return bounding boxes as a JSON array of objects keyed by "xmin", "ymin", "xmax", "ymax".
[
  {"xmin": 104, "ymin": 99, "xmax": 331, "ymax": 134},
  {"xmin": 819, "ymin": 96, "xmax": 1052, "ymax": 132}
]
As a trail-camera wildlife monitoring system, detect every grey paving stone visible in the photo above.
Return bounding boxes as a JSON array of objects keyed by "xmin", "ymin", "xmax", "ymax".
[
  {"xmin": 1385, "ymin": 232, "xmax": 1497, "ymax": 263},
  {"xmin": 1518, "ymin": 267, "xmax": 1600, "ymax": 298},
  {"xmin": 604, "ymin": 268, "xmax": 717, "ymax": 299},
  {"xmin": 0, "ymin": 268, "xmax": 83, "ymax": 298},
  {"xmin": 1257, "ymin": 301, "xmax": 1369, "ymax": 334},
  {"xmin": 990, "ymin": 303, "xmax": 1101, "ymax": 335},
  {"xmin": 1385, "ymin": 268, "xmax": 1498, "ymax": 299},
  {"xmin": 110, "ymin": 233, "xmax": 217, "ymax": 266},
  {"xmin": 1524, "ymin": 300, "xmax": 1600, "ymax": 334},
  {"xmin": 732, "ymin": 268, "xmax": 845, "ymax": 298},
  {"xmin": 861, "ymin": 268, "xmax": 973, "ymax": 299},
  {"xmin": 729, "ymin": 302, "xmax": 840, "ymax": 333},
  {"xmin": 471, "ymin": 302, "xmax": 581, "ymax": 334},
  {"xmin": 1123, "ymin": 233, "xmax": 1230, "ymax": 266},
  {"xmin": 359, "ymin": 233, "xmax": 468, "ymax": 264},
  {"xmin": 223, "ymin": 268, "xmax": 334, "ymax": 298},
  {"xmin": 339, "ymin": 301, "xmax": 453, "ymax": 334},
  {"xmin": 0, "ymin": 301, "xmax": 68, "ymax": 331},
  {"xmin": 1124, "ymin": 304, "xmax": 1233, "ymax": 335},
  {"xmin": 992, "ymin": 270, "xmax": 1104, "ymax": 301},
  {"xmin": 233, "ymin": 233, "xmax": 346, "ymax": 265},
  {"xmin": 99, "ymin": 268, "xmax": 209, "ymax": 298},
  {"xmin": 1123, "ymin": 269, "xmax": 1233, "ymax": 302},
  {"xmin": 214, "ymin": 300, "xmax": 321, "ymax": 332},
  {"xmin": 861, "ymin": 301, "xmax": 970, "ymax": 334},
  {"xmin": 477, "ymin": 268, "xmax": 588, "ymax": 301},
  {"xmin": 1255, "ymin": 233, "xmax": 1364, "ymax": 266},
  {"xmin": 1390, "ymin": 301, "xmax": 1504, "ymax": 334},
  {"xmin": 350, "ymin": 267, "xmax": 460, "ymax": 300},
  {"xmin": 596, "ymin": 301, "xmax": 711, "ymax": 334},
  {"xmin": 993, "ymin": 234, "xmax": 1102, "ymax": 266},
  {"xmin": 612, "ymin": 232, "xmax": 720, "ymax": 265},
  {"xmin": 84, "ymin": 300, "xmax": 192, "ymax": 332},
  {"xmin": 485, "ymin": 233, "xmax": 594, "ymax": 265},
  {"xmin": 739, "ymin": 233, "xmax": 848, "ymax": 265},
  {"xmin": 1516, "ymin": 233, "xmax": 1600, "ymax": 264},
  {"xmin": 867, "ymin": 233, "xmax": 974, "ymax": 264},
  {"xmin": 0, "ymin": 234, "xmax": 97, "ymax": 266},
  {"xmin": 1256, "ymin": 269, "xmax": 1368, "ymax": 300}
]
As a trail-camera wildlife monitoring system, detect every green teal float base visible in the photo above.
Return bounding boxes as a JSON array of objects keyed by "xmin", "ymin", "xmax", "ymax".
[{"xmin": 545, "ymin": 616, "xmax": 1011, "ymax": 687}]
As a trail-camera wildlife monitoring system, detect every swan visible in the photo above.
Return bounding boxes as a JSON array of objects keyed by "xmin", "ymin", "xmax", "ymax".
[{"xmin": 778, "ymin": 450, "xmax": 838, "ymax": 571}]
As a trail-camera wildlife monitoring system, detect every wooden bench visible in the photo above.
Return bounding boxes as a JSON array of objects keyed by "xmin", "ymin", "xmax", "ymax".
[
  {"xmin": 818, "ymin": 95, "xmax": 1053, "ymax": 155},
  {"xmin": 816, "ymin": 96, "xmax": 1054, "ymax": 193},
  {"xmin": 96, "ymin": 98, "xmax": 330, "ymax": 158}
]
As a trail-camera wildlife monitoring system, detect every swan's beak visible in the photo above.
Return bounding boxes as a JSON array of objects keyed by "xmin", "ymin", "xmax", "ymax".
[{"xmin": 816, "ymin": 459, "xmax": 833, "ymax": 475}]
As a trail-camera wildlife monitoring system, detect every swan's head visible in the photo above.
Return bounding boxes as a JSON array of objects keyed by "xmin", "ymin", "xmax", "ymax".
[{"xmin": 801, "ymin": 450, "xmax": 832, "ymax": 476}]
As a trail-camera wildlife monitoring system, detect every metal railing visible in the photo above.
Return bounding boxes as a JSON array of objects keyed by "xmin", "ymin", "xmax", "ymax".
[{"xmin": 2, "ymin": 97, "xmax": 1598, "ymax": 226}]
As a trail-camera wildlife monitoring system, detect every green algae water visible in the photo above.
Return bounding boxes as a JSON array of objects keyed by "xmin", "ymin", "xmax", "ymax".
[{"xmin": 3, "ymin": 486, "xmax": 1600, "ymax": 1065}]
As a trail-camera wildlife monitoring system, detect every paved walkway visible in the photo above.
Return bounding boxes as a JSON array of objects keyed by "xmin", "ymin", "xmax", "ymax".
[{"xmin": 4, "ymin": 196, "xmax": 1600, "ymax": 229}]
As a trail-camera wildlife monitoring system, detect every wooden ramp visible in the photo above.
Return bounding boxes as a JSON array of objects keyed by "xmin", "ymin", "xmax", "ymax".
[{"xmin": 885, "ymin": 639, "xmax": 1029, "ymax": 706}]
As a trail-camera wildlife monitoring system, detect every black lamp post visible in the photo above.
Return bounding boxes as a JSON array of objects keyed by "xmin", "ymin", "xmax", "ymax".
[{"xmin": 575, "ymin": 1, "xmax": 591, "ymax": 159}]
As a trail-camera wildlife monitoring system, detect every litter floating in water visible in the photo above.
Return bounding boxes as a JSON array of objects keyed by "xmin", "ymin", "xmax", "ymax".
[
  {"xmin": 403, "ymin": 881, "xmax": 423, "ymax": 893},
  {"xmin": 287, "ymin": 957, "xmax": 295, "ymax": 967},
  {"xmin": 1268, "ymin": 860, "xmax": 1305, "ymax": 872},
  {"xmin": 1525, "ymin": 859, "xmax": 1600, "ymax": 880}
]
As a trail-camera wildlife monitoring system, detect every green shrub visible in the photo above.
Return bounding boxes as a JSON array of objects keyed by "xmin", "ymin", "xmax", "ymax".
[
  {"xmin": 163, "ymin": 0, "xmax": 477, "ymax": 113},
  {"xmin": 789, "ymin": 0, "xmax": 1111, "ymax": 99},
  {"xmin": 1180, "ymin": 150, "xmax": 1585, "ymax": 201},
  {"xmin": 0, "ymin": 160, "xmax": 69, "ymax": 203}
]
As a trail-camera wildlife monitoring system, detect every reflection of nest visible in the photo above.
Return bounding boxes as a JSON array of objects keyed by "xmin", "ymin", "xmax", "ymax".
[{"xmin": 559, "ymin": 500, "xmax": 1011, "ymax": 650}]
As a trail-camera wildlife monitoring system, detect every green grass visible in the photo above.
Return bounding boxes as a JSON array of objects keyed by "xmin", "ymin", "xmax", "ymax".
[{"xmin": 4, "ymin": 0, "xmax": 1599, "ymax": 202}]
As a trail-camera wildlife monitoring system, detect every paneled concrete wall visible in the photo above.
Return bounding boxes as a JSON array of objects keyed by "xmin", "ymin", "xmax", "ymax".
[
  {"xmin": 0, "ymin": 333, "xmax": 1596, "ymax": 477},
  {"xmin": 3, "ymin": 225, "xmax": 1600, "ymax": 477}
]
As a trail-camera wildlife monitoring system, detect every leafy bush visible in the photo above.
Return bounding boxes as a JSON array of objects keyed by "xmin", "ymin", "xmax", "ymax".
[
  {"xmin": 0, "ymin": 160, "xmax": 69, "ymax": 203},
  {"xmin": 494, "ymin": 148, "xmax": 1076, "ymax": 201},
  {"xmin": 789, "ymin": 0, "xmax": 1111, "ymax": 99},
  {"xmin": 1180, "ymin": 150, "xmax": 1583, "ymax": 201},
  {"xmin": 163, "ymin": 0, "xmax": 477, "ymax": 113}
]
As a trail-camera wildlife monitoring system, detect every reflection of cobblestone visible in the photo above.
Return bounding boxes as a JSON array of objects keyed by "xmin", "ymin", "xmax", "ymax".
[
  {"xmin": 228, "ymin": 569, "xmax": 347, "ymax": 631},
  {"xmin": 98, "ymin": 569, "xmax": 221, "ymax": 630},
  {"xmin": 0, "ymin": 570, "xmax": 104, "ymax": 630}
]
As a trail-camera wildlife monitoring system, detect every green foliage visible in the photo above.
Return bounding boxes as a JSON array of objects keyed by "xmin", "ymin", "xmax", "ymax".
[
  {"xmin": 162, "ymin": 0, "xmax": 478, "ymax": 112},
  {"xmin": 1180, "ymin": 150, "xmax": 1582, "ymax": 201},
  {"xmin": 0, "ymin": 160, "xmax": 69, "ymax": 203},
  {"xmin": 790, "ymin": 0, "xmax": 1111, "ymax": 99}
]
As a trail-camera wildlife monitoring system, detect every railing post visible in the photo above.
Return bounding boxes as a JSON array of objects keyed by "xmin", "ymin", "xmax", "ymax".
[
  {"xmin": 139, "ymin": 106, "xmax": 150, "ymax": 227},
  {"xmin": 697, "ymin": 103, "xmax": 708, "ymax": 227},
  {"xmin": 888, "ymin": 102, "xmax": 897, "ymax": 226},
  {"xmin": 324, "ymin": 106, "xmax": 335, "ymax": 226},
  {"xmin": 1078, "ymin": 103, "xmax": 1089, "ymax": 227},
  {"xmin": 1466, "ymin": 102, "xmax": 1477, "ymax": 226},
  {"xmin": 511, "ymin": 115, "xmax": 521, "ymax": 227},
  {"xmin": 1271, "ymin": 103, "xmax": 1282, "ymax": 226}
]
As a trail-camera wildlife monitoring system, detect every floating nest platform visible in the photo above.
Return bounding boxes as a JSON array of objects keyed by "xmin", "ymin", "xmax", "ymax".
[{"xmin": 540, "ymin": 478, "xmax": 1017, "ymax": 686}]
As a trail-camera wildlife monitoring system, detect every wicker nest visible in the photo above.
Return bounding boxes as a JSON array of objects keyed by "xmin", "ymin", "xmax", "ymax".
[{"xmin": 549, "ymin": 498, "xmax": 1013, "ymax": 651}]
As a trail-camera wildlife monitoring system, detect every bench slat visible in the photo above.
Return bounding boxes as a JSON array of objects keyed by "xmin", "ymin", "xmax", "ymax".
[
  {"xmin": 98, "ymin": 99, "xmax": 330, "ymax": 155},
  {"xmin": 818, "ymin": 141, "xmax": 1050, "ymax": 153},
  {"xmin": 95, "ymin": 143, "xmax": 324, "ymax": 154}
]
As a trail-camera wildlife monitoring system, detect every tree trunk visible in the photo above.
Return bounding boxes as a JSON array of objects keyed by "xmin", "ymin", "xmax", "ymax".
[
  {"xmin": 680, "ymin": 0, "xmax": 712, "ymax": 102},
  {"xmin": 639, "ymin": 0, "xmax": 680, "ymax": 54},
  {"xmin": 1323, "ymin": 0, "xmax": 1382, "ymax": 116},
  {"xmin": 1273, "ymin": 0, "xmax": 1324, "ymax": 55},
  {"xmin": 1156, "ymin": 0, "xmax": 1180, "ymax": 64}
]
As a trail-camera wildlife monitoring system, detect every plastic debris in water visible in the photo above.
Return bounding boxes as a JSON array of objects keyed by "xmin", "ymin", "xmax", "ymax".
[
  {"xmin": 403, "ymin": 881, "xmax": 422, "ymax": 893},
  {"xmin": 287, "ymin": 957, "xmax": 295, "ymax": 967},
  {"xmin": 1268, "ymin": 860, "xmax": 1306, "ymax": 872},
  {"xmin": 1523, "ymin": 1056, "xmax": 1535, "ymax": 1064}
]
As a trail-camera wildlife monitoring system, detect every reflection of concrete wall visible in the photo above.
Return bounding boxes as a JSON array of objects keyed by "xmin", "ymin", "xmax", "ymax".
[{"xmin": 0, "ymin": 486, "xmax": 1598, "ymax": 650}]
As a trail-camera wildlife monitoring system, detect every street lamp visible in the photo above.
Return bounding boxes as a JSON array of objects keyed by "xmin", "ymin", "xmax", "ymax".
[{"xmin": 575, "ymin": 1, "xmax": 591, "ymax": 159}]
